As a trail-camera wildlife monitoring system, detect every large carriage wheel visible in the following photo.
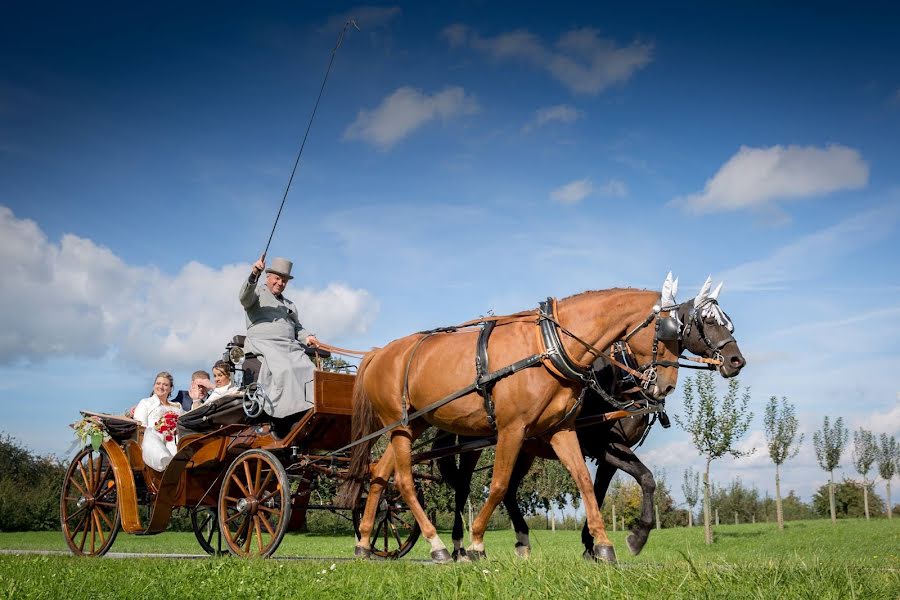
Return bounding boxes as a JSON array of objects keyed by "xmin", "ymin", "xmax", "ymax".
[
  {"xmin": 218, "ymin": 449, "xmax": 291, "ymax": 558},
  {"xmin": 352, "ymin": 478, "xmax": 422, "ymax": 559},
  {"xmin": 60, "ymin": 445, "xmax": 121, "ymax": 556},
  {"xmin": 190, "ymin": 506, "xmax": 225, "ymax": 556}
]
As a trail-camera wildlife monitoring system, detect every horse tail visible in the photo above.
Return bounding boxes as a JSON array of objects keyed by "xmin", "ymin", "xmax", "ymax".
[{"xmin": 336, "ymin": 349, "xmax": 380, "ymax": 508}]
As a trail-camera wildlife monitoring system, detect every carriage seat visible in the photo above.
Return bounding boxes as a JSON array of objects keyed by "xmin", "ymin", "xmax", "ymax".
[{"xmin": 176, "ymin": 391, "xmax": 256, "ymax": 438}]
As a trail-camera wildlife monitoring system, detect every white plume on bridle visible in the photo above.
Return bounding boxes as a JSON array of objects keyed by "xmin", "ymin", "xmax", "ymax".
[{"xmin": 659, "ymin": 272, "xmax": 733, "ymax": 332}]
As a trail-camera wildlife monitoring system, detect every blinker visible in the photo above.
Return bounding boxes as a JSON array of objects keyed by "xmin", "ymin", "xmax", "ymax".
[{"xmin": 657, "ymin": 316, "xmax": 681, "ymax": 341}]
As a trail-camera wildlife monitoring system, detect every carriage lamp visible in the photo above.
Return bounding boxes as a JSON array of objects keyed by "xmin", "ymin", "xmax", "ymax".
[{"xmin": 229, "ymin": 347, "xmax": 246, "ymax": 387}]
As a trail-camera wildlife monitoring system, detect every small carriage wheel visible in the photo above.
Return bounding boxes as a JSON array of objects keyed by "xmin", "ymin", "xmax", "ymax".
[
  {"xmin": 60, "ymin": 445, "xmax": 121, "ymax": 556},
  {"xmin": 190, "ymin": 506, "xmax": 225, "ymax": 556},
  {"xmin": 218, "ymin": 449, "xmax": 291, "ymax": 558},
  {"xmin": 352, "ymin": 479, "xmax": 423, "ymax": 559}
]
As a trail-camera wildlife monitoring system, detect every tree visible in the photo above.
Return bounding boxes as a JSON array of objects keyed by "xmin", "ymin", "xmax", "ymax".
[
  {"xmin": 812, "ymin": 479, "xmax": 885, "ymax": 519},
  {"xmin": 763, "ymin": 396, "xmax": 803, "ymax": 530},
  {"xmin": 851, "ymin": 428, "xmax": 877, "ymax": 520},
  {"xmin": 682, "ymin": 467, "xmax": 700, "ymax": 527},
  {"xmin": 812, "ymin": 417, "xmax": 848, "ymax": 524},
  {"xmin": 674, "ymin": 373, "xmax": 754, "ymax": 544},
  {"xmin": 875, "ymin": 434, "xmax": 898, "ymax": 519},
  {"xmin": 711, "ymin": 478, "xmax": 763, "ymax": 524}
]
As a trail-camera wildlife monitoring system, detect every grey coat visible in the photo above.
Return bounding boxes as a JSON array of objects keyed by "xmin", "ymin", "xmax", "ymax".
[{"xmin": 239, "ymin": 279, "xmax": 315, "ymax": 417}]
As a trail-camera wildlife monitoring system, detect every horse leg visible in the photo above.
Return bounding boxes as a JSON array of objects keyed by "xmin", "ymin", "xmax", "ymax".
[
  {"xmin": 467, "ymin": 428, "xmax": 526, "ymax": 559},
  {"xmin": 581, "ymin": 457, "xmax": 617, "ymax": 560},
  {"xmin": 354, "ymin": 441, "xmax": 395, "ymax": 557},
  {"xmin": 451, "ymin": 449, "xmax": 482, "ymax": 561},
  {"xmin": 503, "ymin": 452, "xmax": 536, "ymax": 558},
  {"xmin": 548, "ymin": 429, "xmax": 616, "ymax": 563},
  {"xmin": 604, "ymin": 443, "xmax": 655, "ymax": 555},
  {"xmin": 389, "ymin": 428, "xmax": 451, "ymax": 564}
]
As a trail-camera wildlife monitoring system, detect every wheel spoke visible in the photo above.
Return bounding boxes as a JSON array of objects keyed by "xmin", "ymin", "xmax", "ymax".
[
  {"xmin": 229, "ymin": 473, "xmax": 250, "ymax": 498},
  {"xmin": 95, "ymin": 501, "xmax": 117, "ymax": 508},
  {"xmin": 242, "ymin": 520, "xmax": 253, "ymax": 554},
  {"xmin": 257, "ymin": 470, "xmax": 274, "ymax": 496},
  {"xmin": 96, "ymin": 506, "xmax": 114, "ymax": 530},
  {"xmin": 254, "ymin": 459, "xmax": 263, "ymax": 496},
  {"xmin": 76, "ymin": 461, "xmax": 91, "ymax": 495},
  {"xmin": 389, "ymin": 519, "xmax": 403, "ymax": 548},
  {"xmin": 224, "ymin": 496, "xmax": 241, "ymax": 504},
  {"xmin": 225, "ymin": 510, "xmax": 245, "ymax": 525},
  {"xmin": 257, "ymin": 489, "xmax": 278, "ymax": 505},
  {"xmin": 68, "ymin": 477, "xmax": 88, "ymax": 498},
  {"xmin": 254, "ymin": 517, "xmax": 264, "ymax": 554},
  {"xmin": 93, "ymin": 511, "xmax": 106, "ymax": 544},
  {"xmin": 243, "ymin": 460, "xmax": 254, "ymax": 495},
  {"xmin": 65, "ymin": 506, "xmax": 88, "ymax": 523},
  {"xmin": 259, "ymin": 513, "xmax": 276, "ymax": 536},
  {"xmin": 87, "ymin": 452, "xmax": 95, "ymax": 489},
  {"xmin": 256, "ymin": 504, "xmax": 280, "ymax": 515}
]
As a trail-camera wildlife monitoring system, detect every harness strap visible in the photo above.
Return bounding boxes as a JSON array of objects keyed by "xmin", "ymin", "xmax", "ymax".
[{"xmin": 475, "ymin": 320, "xmax": 497, "ymax": 430}]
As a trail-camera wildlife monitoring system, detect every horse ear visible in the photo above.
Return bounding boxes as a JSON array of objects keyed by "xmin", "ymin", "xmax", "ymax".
[
  {"xmin": 709, "ymin": 281, "xmax": 723, "ymax": 301},
  {"xmin": 672, "ymin": 277, "xmax": 679, "ymax": 299},
  {"xmin": 661, "ymin": 272, "xmax": 676, "ymax": 308},
  {"xmin": 695, "ymin": 275, "xmax": 712, "ymax": 306}
]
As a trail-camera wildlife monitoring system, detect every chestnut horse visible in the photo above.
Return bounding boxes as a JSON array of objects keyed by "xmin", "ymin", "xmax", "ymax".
[
  {"xmin": 341, "ymin": 288, "xmax": 682, "ymax": 563},
  {"xmin": 436, "ymin": 277, "xmax": 746, "ymax": 560}
]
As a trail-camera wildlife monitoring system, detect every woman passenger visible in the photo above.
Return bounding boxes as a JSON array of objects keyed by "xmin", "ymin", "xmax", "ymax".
[
  {"xmin": 206, "ymin": 360, "xmax": 237, "ymax": 403},
  {"xmin": 133, "ymin": 371, "xmax": 184, "ymax": 471}
]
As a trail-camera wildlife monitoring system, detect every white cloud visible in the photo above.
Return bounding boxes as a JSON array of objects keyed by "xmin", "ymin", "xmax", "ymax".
[
  {"xmin": 598, "ymin": 179, "xmax": 628, "ymax": 198},
  {"xmin": 522, "ymin": 104, "xmax": 582, "ymax": 133},
  {"xmin": 673, "ymin": 144, "xmax": 869, "ymax": 215},
  {"xmin": 0, "ymin": 206, "xmax": 378, "ymax": 370},
  {"xmin": 443, "ymin": 25, "xmax": 653, "ymax": 95},
  {"xmin": 550, "ymin": 178, "xmax": 593, "ymax": 205},
  {"xmin": 343, "ymin": 86, "xmax": 480, "ymax": 149},
  {"xmin": 854, "ymin": 403, "xmax": 900, "ymax": 437}
]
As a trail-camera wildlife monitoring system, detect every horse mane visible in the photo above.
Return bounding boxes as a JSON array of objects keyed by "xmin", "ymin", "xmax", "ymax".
[{"xmin": 558, "ymin": 287, "xmax": 652, "ymax": 302}]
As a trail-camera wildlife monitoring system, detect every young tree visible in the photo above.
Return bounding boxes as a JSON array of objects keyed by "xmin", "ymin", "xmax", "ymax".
[
  {"xmin": 852, "ymin": 428, "xmax": 878, "ymax": 520},
  {"xmin": 682, "ymin": 467, "xmax": 700, "ymax": 527},
  {"xmin": 812, "ymin": 478, "xmax": 885, "ymax": 519},
  {"xmin": 763, "ymin": 396, "xmax": 803, "ymax": 530},
  {"xmin": 812, "ymin": 416, "xmax": 849, "ymax": 524},
  {"xmin": 875, "ymin": 434, "xmax": 898, "ymax": 519},
  {"xmin": 674, "ymin": 373, "xmax": 754, "ymax": 545}
]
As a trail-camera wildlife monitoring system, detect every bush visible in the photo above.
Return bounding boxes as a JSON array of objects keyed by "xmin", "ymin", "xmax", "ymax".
[{"xmin": 0, "ymin": 434, "xmax": 66, "ymax": 531}]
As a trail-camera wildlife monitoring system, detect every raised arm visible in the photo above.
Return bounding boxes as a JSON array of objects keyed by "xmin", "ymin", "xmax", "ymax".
[{"xmin": 239, "ymin": 255, "xmax": 266, "ymax": 309}]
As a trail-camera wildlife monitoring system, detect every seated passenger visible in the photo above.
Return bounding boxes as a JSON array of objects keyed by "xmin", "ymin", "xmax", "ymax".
[
  {"xmin": 133, "ymin": 371, "xmax": 184, "ymax": 472},
  {"xmin": 206, "ymin": 360, "xmax": 237, "ymax": 403},
  {"xmin": 171, "ymin": 370, "xmax": 213, "ymax": 411},
  {"xmin": 239, "ymin": 255, "xmax": 321, "ymax": 418}
]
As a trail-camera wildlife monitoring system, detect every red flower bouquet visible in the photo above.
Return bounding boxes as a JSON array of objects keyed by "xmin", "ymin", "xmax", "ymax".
[{"xmin": 153, "ymin": 411, "xmax": 180, "ymax": 442}]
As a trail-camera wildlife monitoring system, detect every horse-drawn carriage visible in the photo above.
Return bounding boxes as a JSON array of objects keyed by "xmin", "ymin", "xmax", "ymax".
[{"xmin": 60, "ymin": 339, "xmax": 428, "ymax": 559}]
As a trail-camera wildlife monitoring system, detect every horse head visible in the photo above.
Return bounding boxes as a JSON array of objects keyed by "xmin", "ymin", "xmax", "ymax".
[{"xmin": 660, "ymin": 273, "xmax": 746, "ymax": 378}]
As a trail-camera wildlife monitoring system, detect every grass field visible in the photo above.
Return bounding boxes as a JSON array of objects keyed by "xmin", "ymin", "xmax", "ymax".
[{"xmin": 1, "ymin": 519, "xmax": 898, "ymax": 599}]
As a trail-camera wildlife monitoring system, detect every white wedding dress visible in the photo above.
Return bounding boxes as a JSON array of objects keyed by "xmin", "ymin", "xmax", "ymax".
[{"xmin": 133, "ymin": 395, "xmax": 184, "ymax": 471}]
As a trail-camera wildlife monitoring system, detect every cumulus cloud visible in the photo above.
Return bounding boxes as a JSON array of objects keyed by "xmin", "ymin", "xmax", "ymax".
[
  {"xmin": 522, "ymin": 104, "xmax": 583, "ymax": 133},
  {"xmin": 343, "ymin": 86, "xmax": 479, "ymax": 149},
  {"xmin": 550, "ymin": 178, "xmax": 593, "ymax": 205},
  {"xmin": 443, "ymin": 25, "xmax": 652, "ymax": 95},
  {"xmin": 0, "ymin": 206, "xmax": 378, "ymax": 370},
  {"xmin": 673, "ymin": 144, "xmax": 869, "ymax": 215}
]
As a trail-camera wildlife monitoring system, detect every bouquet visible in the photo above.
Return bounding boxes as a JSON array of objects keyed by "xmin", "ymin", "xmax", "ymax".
[
  {"xmin": 72, "ymin": 415, "xmax": 111, "ymax": 451},
  {"xmin": 154, "ymin": 411, "xmax": 180, "ymax": 443}
]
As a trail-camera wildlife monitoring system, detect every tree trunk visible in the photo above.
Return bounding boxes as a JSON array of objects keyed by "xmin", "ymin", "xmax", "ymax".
[
  {"xmin": 887, "ymin": 481, "xmax": 893, "ymax": 520},
  {"xmin": 703, "ymin": 462, "xmax": 713, "ymax": 545},
  {"xmin": 715, "ymin": 508, "xmax": 719, "ymax": 526},
  {"xmin": 612, "ymin": 503, "xmax": 616, "ymax": 532},
  {"xmin": 734, "ymin": 512, "xmax": 738, "ymax": 525},
  {"xmin": 775, "ymin": 463, "xmax": 784, "ymax": 531},
  {"xmin": 550, "ymin": 511, "xmax": 556, "ymax": 532},
  {"xmin": 655, "ymin": 504, "xmax": 661, "ymax": 529},
  {"xmin": 688, "ymin": 508, "xmax": 693, "ymax": 528},
  {"xmin": 829, "ymin": 470, "xmax": 837, "ymax": 524},
  {"xmin": 863, "ymin": 483, "xmax": 870, "ymax": 521}
]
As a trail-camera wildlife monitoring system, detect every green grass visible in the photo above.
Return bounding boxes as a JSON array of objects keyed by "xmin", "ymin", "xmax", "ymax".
[{"xmin": 1, "ymin": 519, "xmax": 898, "ymax": 599}]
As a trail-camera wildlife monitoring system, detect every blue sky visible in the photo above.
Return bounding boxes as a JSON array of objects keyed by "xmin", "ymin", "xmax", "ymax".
[{"xmin": 2, "ymin": 2, "xmax": 898, "ymax": 506}]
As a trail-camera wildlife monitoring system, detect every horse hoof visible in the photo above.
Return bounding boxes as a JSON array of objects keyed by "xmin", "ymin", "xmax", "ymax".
[
  {"xmin": 593, "ymin": 544, "xmax": 617, "ymax": 564},
  {"xmin": 582, "ymin": 547, "xmax": 594, "ymax": 561},
  {"xmin": 626, "ymin": 533, "xmax": 646, "ymax": 556},
  {"xmin": 431, "ymin": 548, "xmax": 453, "ymax": 564},
  {"xmin": 514, "ymin": 543, "xmax": 531, "ymax": 559},
  {"xmin": 354, "ymin": 545, "xmax": 372, "ymax": 559},
  {"xmin": 467, "ymin": 549, "xmax": 487, "ymax": 561},
  {"xmin": 453, "ymin": 548, "xmax": 471, "ymax": 563}
]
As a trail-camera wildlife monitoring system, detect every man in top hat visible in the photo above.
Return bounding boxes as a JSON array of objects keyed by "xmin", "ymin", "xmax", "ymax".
[{"xmin": 239, "ymin": 254, "xmax": 320, "ymax": 418}]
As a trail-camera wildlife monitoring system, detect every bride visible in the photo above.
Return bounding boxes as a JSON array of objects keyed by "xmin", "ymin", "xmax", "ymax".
[{"xmin": 133, "ymin": 371, "xmax": 183, "ymax": 471}]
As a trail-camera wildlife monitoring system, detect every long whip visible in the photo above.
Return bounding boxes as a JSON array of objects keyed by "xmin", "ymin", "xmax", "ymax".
[{"xmin": 261, "ymin": 19, "xmax": 359, "ymax": 260}]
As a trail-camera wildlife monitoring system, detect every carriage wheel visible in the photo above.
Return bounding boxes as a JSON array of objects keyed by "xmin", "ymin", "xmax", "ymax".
[
  {"xmin": 352, "ymin": 479, "xmax": 422, "ymax": 559},
  {"xmin": 218, "ymin": 449, "xmax": 291, "ymax": 558},
  {"xmin": 190, "ymin": 506, "xmax": 225, "ymax": 556},
  {"xmin": 60, "ymin": 445, "xmax": 121, "ymax": 556}
]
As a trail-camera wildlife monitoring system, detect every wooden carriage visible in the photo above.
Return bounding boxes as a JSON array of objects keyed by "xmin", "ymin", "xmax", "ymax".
[{"xmin": 60, "ymin": 352, "xmax": 424, "ymax": 559}]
